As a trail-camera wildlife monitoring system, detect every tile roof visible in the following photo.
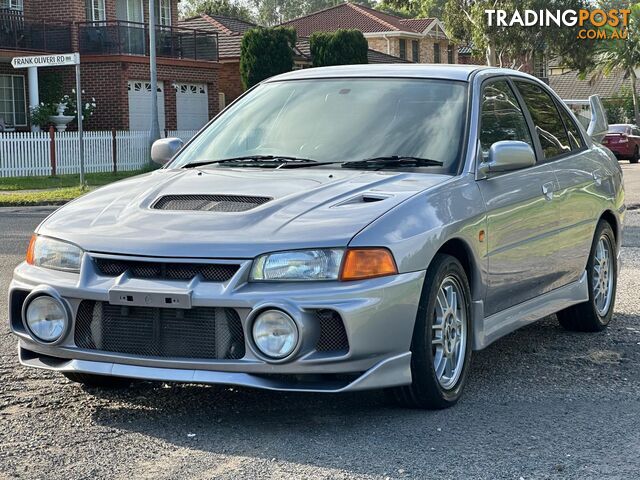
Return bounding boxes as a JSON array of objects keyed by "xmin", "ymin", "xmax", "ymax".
[
  {"xmin": 549, "ymin": 70, "xmax": 640, "ymax": 100},
  {"xmin": 281, "ymin": 3, "xmax": 435, "ymax": 36},
  {"xmin": 399, "ymin": 18, "xmax": 434, "ymax": 32},
  {"xmin": 366, "ymin": 48, "xmax": 411, "ymax": 63},
  {"xmin": 180, "ymin": 14, "xmax": 256, "ymax": 35}
]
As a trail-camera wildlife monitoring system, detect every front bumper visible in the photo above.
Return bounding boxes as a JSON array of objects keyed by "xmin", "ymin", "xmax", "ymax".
[{"xmin": 10, "ymin": 254, "xmax": 425, "ymax": 392}]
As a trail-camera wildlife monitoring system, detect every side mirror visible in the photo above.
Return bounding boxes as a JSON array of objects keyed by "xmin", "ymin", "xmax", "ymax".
[
  {"xmin": 151, "ymin": 138, "xmax": 184, "ymax": 166},
  {"xmin": 479, "ymin": 140, "xmax": 536, "ymax": 176}
]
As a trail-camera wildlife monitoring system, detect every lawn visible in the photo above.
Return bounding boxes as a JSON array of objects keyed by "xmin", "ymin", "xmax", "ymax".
[
  {"xmin": 0, "ymin": 187, "xmax": 88, "ymax": 207},
  {"xmin": 0, "ymin": 169, "xmax": 149, "ymax": 191}
]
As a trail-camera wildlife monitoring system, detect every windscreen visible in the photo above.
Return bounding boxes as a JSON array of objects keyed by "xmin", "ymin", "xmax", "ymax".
[{"xmin": 172, "ymin": 78, "xmax": 468, "ymax": 173}]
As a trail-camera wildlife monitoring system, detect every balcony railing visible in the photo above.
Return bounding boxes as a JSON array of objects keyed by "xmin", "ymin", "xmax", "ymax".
[
  {"xmin": 78, "ymin": 21, "xmax": 218, "ymax": 62},
  {"xmin": 0, "ymin": 10, "xmax": 72, "ymax": 53}
]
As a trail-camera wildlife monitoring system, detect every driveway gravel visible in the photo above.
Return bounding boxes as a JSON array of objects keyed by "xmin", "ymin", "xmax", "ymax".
[{"xmin": 1, "ymin": 166, "xmax": 640, "ymax": 480}]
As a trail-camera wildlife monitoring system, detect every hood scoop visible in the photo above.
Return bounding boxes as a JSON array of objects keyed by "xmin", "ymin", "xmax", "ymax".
[{"xmin": 152, "ymin": 194, "xmax": 272, "ymax": 212}]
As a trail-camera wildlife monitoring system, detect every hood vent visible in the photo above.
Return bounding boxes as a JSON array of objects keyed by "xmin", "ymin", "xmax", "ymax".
[{"xmin": 152, "ymin": 194, "xmax": 272, "ymax": 212}]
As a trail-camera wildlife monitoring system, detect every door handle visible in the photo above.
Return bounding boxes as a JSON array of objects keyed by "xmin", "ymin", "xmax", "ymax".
[{"xmin": 542, "ymin": 181, "xmax": 555, "ymax": 200}]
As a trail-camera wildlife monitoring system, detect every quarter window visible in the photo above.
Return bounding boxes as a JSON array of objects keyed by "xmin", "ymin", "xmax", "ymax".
[
  {"xmin": 557, "ymin": 105, "xmax": 584, "ymax": 150},
  {"xmin": 399, "ymin": 39, "xmax": 407, "ymax": 60},
  {"xmin": 0, "ymin": 75, "xmax": 26, "ymax": 127},
  {"xmin": 479, "ymin": 80, "xmax": 533, "ymax": 159},
  {"xmin": 514, "ymin": 81, "xmax": 571, "ymax": 159}
]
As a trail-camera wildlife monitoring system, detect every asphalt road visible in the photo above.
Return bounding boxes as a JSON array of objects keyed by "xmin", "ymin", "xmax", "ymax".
[{"xmin": 1, "ymin": 167, "xmax": 640, "ymax": 480}]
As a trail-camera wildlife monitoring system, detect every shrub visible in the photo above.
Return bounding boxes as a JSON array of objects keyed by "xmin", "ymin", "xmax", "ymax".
[
  {"xmin": 240, "ymin": 27, "xmax": 296, "ymax": 89},
  {"xmin": 310, "ymin": 29, "xmax": 369, "ymax": 67}
]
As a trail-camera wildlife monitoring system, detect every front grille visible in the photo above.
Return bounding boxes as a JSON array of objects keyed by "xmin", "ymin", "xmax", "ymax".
[
  {"xmin": 315, "ymin": 309, "xmax": 349, "ymax": 353},
  {"xmin": 75, "ymin": 301, "xmax": 245, "ymax": 360},
  {"xmin": 93, "ymin": 258, "xmax": 239, "ymax": 282},
  {"xmin": 152, "ymin": 195, "xmax": 272, "ymax": 212}
]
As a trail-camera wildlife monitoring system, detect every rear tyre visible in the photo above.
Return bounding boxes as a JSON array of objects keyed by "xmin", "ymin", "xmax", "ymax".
[
  {"xmin": 389, "ymin": 253, "xmax": 472, "ymax": 409},
  {"xmin": 630, "ymin": 146, "xmax": 639, "ymax": 164},
  {"xmin": 63, "ymin": 372, "xmax": 133, "ymax": 389},
  {"xmin": 557, "ymin": 220, "xmax": 617, "ymax": 332}
]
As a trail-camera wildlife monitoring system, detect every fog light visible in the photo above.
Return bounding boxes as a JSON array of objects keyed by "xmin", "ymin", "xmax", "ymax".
[
  {"xmin": 24, "ymin": 295, "xmax": 68, "ymax": 343},
  {"xmin": 252, "ymin": 310, "xmax": 299, "ymax": 359}
]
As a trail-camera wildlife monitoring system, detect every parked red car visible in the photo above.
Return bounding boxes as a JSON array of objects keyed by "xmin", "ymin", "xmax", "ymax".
[{"xmin": 602, "ymin": 124, "xmax": 640, "ymax": 163}]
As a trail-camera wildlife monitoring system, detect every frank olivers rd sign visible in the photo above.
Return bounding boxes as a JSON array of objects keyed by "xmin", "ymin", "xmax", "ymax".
[{"xmin": 11, "ymin": 53, "xmax": 80, "ymax": 69}]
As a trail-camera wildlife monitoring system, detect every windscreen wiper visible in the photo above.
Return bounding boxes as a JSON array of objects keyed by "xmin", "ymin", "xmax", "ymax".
[
  {"xmin": 341, "ymin": 156, "xmax": 444, "ymax": 169},
  {"xmin": 183, "ymin": 155, "xmax": 318, "ymax": 169}
]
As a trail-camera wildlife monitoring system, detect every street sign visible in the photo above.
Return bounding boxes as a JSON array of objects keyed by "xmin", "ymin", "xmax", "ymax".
[
  {"xmin": 11, "ymin": 52, "xmax": 85, "ymax": 185},
  {"xmin": 11, "ymin": 53, "xmax": 80, "ymax": 69}
]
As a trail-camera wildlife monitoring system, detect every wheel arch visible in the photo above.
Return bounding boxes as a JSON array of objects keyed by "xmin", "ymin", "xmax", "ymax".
[
  {"xmin": 435, "ymin": 237, "xmax": 482, "ymax": 302},
  {"xmin": 599, "ymin": 209, "xmax": 620, "ymax": 247}
]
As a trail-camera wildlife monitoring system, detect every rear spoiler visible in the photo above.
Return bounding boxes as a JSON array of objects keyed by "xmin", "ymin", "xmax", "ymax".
[
  {"xmin": 586, "ymin": 95, "xmax": 608, "ymax": 143},
  {"xmin": 563, "ymin": 95, "xmax": 608, "ymax": 143}
]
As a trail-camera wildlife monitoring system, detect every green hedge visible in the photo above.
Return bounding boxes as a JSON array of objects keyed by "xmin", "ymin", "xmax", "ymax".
[
  {"xmin": 240, "ymin": 27, "xmax": 296, "ymax": 89},
  {"xmin": 310, "ymin": 29, "xmax": 369, "ymax": 67}
]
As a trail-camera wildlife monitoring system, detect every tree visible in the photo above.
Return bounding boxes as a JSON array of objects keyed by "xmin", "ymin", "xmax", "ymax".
[
  {"xmin": 240, "ymin": 27, "xmax": 296, "ymax": 88},
  {"xmin": 590, "ymin": 4, "xmax": 640, "ymax": 126},
  {"xmin": 310, "ymin": 29, "xmax": 369, "ymax": 66},
  {"xmin": 378, "ymin": 0, "xmax": 448, "ymax": 19},
  {"xmin": 181, "ymin": 0, "xmax": 254, "ymax": 21},
  {"xmin": 439, "ymin": 0, "xmax": 597, "ymax": 70}
]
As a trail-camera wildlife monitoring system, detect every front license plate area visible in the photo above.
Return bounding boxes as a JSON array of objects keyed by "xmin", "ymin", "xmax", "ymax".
[{"xmin": 108, "ymin": 288, "xmax": 192, "ymax": 309}]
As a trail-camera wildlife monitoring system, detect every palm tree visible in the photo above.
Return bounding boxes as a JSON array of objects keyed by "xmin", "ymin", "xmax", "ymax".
[{"xmin": 593, "ymin": 4, "xmax": 640, "ymax": 126}]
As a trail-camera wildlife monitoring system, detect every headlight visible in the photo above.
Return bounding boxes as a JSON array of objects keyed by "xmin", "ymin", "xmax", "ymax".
[
  {"xmin": 24, "ymin": 295, "xmax": 68, "ymax": 343},
  {"xmin": 26, "ymin": 235, "xmax": 84, "ymax": 273},
  {"xmin": 250, "ymin": 249, "xmax": 344, "ymax": 281},
  {"xmin": 252, "ymin": 310, "xmax": 299, "ymax": 359}
]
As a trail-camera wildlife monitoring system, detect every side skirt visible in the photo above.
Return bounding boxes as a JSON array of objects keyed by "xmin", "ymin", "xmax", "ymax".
[{"xmin": 472, "ymin": 271, "xmax": 589, "ymax": 350}]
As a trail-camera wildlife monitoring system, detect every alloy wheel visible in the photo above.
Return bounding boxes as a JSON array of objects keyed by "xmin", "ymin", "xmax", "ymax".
[
  {"xmin": 432, "ymin": 275, "xmax": 467, "ymax": 390},
  {"xmin": 593, "ymin": 235, "xmax": 614, "ymax": 316}
]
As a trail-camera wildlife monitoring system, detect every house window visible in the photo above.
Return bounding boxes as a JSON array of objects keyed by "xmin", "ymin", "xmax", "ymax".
[
  {"xmin": 0, "ymin": 0, "xmax": 23, "ymax": 11},
  {"xmin": 399, "ymin": 39, "xmax": 407, "ymax": 60},
  {"xmin": 157, "ymin": 0, "xmax": 171, "ymax": 26},
  {"xmin": 412, "ymin": 40, "xmax": 419, "ymax": 62},
  {"xmin": 533, "ymin": 52, "xmax": 548, "ymax": 79},
  {"xmin": 0, "ymin": 75, "xmax": 26, "ymax": 127},
  {"xmin": 433, "ymin": 43, "xmax": 441, "ymax": 63},
  {"xmin": 447, "ymin": 44, "xmax": 454, "ymax": 64},
  {"xmin": 87, "ymin": 0, "xmax": 106, "ymax": 21}
]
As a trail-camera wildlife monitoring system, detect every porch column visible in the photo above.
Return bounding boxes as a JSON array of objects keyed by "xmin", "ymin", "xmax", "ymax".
[{"xmin": 28, "ymin": 67, "xmax": 40, "ymax": 132}]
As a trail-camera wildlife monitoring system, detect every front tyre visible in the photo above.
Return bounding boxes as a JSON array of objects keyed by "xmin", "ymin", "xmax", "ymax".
[
  {"xmin": 557, "ymin": 220, "xmax": 617, "ymax": 332},
  {"xmin": 630, "ymin": 146, "xmax": 639, "ymax": 164},
  {"xmin": 390, "ymin": 254, "xmax": 472, "ymax": 409}
]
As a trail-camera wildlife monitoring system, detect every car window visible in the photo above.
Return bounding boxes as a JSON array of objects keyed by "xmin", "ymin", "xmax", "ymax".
[
  {"xmin": 514, "ymin": 81, "xmax": 571, "ymax": 159},
  {"xmin": 479, "ymin": 80, "xmax": 533, "ymax": 160},
  {"xmin": 557, "ymin": 105, "xmax": 584, "ymax": 150},
  {"xmin": 633, "ymin": 128, "xmax": 640, "ymax": 136}
]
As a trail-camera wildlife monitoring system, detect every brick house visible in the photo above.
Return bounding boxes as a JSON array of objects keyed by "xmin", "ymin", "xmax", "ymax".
[
  {"xmin": 180, "ymin": 12, "xmax": 410, "ymax": 108},
  {"xmin": 0, "ymin": 0, "xmax": 219, "ymax": 131},
  {"xmin": 281, "ymin": 3, "xmax": 457, "ymax": 65}
]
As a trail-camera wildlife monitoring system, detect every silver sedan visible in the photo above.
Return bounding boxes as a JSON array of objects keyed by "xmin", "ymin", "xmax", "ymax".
[{"xmin": 9, "ymin": 65, "xmax": 624, "ymax": 409}]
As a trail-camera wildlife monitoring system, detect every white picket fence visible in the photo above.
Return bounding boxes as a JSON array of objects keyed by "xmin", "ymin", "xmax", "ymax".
[{"xmin": 0, "ymin": 130, "xmax": 199, "ymax": 178}]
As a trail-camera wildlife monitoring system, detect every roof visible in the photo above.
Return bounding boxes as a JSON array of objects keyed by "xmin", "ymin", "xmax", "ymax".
[
  {"xmin": 280, "ymin": 3, "xmax": 437, "ymax": 36},
  {"xmin": 549, "ymin": 70, "xmax": 640, "ymax": 100},
  {"xmin": 367, "ymin": 49, "xmax": 411, "ymax": 63},
  {"xmin": 268, "ymin": 64, "xmax": 489, "ymax": 82},
  {"xmin": 180, "ymin": 14, "xmax": 256, "ymax": 35}
]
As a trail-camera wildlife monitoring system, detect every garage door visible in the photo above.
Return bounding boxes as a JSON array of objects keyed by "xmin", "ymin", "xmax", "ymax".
[
  {"xmin": 128, "ymin": 80, "xmax": 166, "ymax": 131},
  {"xmin": 176, "ymin": 83, "xmax": 209, "ymax": 130}
]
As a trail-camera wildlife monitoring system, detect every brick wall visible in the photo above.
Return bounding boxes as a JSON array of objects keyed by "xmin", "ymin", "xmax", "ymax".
[{"xmin": 218, "ymin": 61, "xmax": 243, "ymax": 106}]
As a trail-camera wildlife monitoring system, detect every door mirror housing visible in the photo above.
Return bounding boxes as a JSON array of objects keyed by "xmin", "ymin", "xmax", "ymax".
[
  {"xmin": 151, "ymin": 138, "xmax": 184, "ymax": 166},
  {"xmin": 479, "ymin": 141, "xmax": 536, "ymax": 176}
]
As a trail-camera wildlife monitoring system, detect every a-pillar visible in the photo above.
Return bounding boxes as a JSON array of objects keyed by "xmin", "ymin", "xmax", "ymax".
[{"xmin": 27, "ymin": 67, "xmax": 40, "ymax": 132}]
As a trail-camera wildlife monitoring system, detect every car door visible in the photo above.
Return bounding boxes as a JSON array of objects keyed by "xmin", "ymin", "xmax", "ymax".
[
  {"xmin": 514, "ymin": 79, "xmax": 614, "ymax": 287},
  {"xmin": 475, "ymin": 78, "xmax": 561, "ymax": 316},
  {"xmin": 632, "ymin": 127, "xmax": 640, "ymax": 158}
]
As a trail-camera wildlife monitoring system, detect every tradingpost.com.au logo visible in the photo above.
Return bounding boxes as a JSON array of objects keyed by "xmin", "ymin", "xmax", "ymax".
[{"xmin": 485, "ymin": 8, "xmax": 630, "ymax": 39}]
